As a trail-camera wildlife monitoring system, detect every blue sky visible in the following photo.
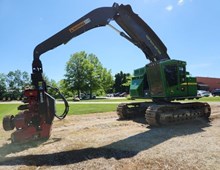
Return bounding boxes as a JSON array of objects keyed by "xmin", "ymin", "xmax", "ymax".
[{"xmin": 1, "ymin": 0, "xmax": 219, "ymax": 82}]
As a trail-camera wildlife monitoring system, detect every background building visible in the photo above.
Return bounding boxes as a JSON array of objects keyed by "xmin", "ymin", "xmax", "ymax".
[{"xmin": 196, "ymin": 77, "xmax": 220, "ymax": 91}]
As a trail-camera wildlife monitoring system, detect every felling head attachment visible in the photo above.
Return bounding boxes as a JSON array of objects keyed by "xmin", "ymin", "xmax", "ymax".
[
  {"xmin": 2, "ymin": 88, "xmax": 55, "ymax": 143},
  {"xmin": 2, "ymin": 84, "xmax": 69, "ymax": 143}
]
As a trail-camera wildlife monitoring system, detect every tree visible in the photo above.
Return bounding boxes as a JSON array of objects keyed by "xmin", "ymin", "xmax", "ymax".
[
  {"xmin": 65, "ymin": 51, "xmax": 113, "ymax": 98},
  {"xmin": 85, "ymin": 54, "xmax": 103, "ymax": 97},
  {"xmin": 113, "ymin": 71, "xmax": 131, "ymax": 93},
  {"xmin": 41, "ymin": 74, "xmax": 63, "ymax": 99},
  {"xmin": 86, "ymin": 54, "xmax": 114, "ymax": 96},
  {"xmin": 65, "ymin": 51, "xmax": 88, "ymax": 98},
  {"xmin": 6, "ymin": 70, "xmax": 30, "ymax": 91},
  {"xmin": 5, "ymin": 70, "xmax": 31, "ymax": 100},
  {"xmin": 0, "ymin": 73, "xmax": 6, "ymax": 99},
  {"xmin": 122, "ymin": 74, "xmax": 132, "ymax": 90},
  {"xmin": 101, "ymin": 68, "xmax": 114, "ymax": 94},
  {"xmin": 58, "ymin": 79, "xmax": 72, "ymax": 98}
]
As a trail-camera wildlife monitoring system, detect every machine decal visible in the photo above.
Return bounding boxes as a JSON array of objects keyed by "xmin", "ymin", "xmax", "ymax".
[{"xmin": 69, "ymin": 18, "xmax": 91, "ymax": 33}]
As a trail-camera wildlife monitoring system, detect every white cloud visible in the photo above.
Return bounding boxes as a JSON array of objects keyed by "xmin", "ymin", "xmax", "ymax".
[
  {"xmin": 178, "ymin": 0, "xmax": 184, "ymax": 6},
  {"xmin": 165, "ymin": 5, "xmax": 173, "ymax": 11}
]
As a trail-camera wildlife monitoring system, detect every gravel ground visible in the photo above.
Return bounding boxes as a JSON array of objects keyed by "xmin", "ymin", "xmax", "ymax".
[{"xmin": 0, "ymin": 102, "xmax": 219, "ymax": 170}]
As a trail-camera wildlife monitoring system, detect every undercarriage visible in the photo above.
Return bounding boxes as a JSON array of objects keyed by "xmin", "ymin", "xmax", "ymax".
[{"xmin": 117, "ymin": 101, "xmax": 211, "ymax": 126}]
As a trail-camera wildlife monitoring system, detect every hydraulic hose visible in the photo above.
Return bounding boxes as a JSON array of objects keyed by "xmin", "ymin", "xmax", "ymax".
[{"xmin": 47, "ymin": 85, "xmax": 69, "ymax": 120}]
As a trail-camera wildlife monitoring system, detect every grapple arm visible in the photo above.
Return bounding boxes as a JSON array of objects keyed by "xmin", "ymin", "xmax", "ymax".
[
  {"xmin": 33, "ymin": 6, "xmax": 118, "ymax": 61},
  {"xmin": 33, "ymin": 3, "xmax": 170, "ymax": 68}
]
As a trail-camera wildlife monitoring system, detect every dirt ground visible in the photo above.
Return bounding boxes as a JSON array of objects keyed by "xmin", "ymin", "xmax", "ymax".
[{"xmin": 0, "ymin": 102, "xmax": 219, "ymax": 170}]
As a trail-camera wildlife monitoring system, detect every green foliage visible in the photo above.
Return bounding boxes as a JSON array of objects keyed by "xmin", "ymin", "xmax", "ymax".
[
  {"xmin": 35, "ymin": 74, "xmax": 60, "ymax": 99},
  {"xmin": 0, "ymin": 74, "xmax": 6, "ymax": 99},
  {"xmin": 65, "ymin": 51, "xmax": 87, "ymax": 97},
  {"xmin": 84, "ymin": 53, "xmax": 102, "ymax": 96},
  {"xmin": 58, "ymin": 79, "xmax": 72, "ymax": 98},
  {"xmin": 6, "ymin": 70, "xmax": 30, "ymax": 90},
  {"xmin": 101, "ymin": 68, "xmax": 114, "ymax": 94},
  {"xmin": 122, "ymin": 74, "xmax": 132, "ymax": 87},
  {"xmin": 64, "ymin": 51, "xmax": 113, "ymax": 98},
  {"xmin": 113, "ymin": 71, "xmax": 131, "ymax": 93},
  {"xmin": 0, "ymin": 70, "xmax": 31, "ymax": 100}
]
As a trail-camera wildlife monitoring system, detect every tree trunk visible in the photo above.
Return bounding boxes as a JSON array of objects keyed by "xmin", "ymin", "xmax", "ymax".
[
  {"xmin": 89, "ymin": 87, "xmax": 92, "ymax": 99},
  {"xmin": 77, "ymin": 89, "xmax": 80, "ymax": 98}
]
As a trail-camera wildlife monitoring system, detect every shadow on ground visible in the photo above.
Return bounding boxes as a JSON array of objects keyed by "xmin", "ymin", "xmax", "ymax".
[
  {"xmin": 0, "ymin": 137, "xmax": 62, "ymax": 158},
  {"xmin": 0, "ymin": 118, "xmax": 211, "ymax": 166}
]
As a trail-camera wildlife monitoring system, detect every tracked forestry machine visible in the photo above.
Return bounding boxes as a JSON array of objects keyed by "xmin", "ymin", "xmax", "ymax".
[{"xmin": 3, "ymin": 3, "xmax": 211, "ymax": 143}]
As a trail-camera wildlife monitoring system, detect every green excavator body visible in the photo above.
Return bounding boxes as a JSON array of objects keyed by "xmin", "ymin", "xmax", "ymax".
[{"xmin": 130, "ymin": 59, "xmax": 197, "ymax": 101}]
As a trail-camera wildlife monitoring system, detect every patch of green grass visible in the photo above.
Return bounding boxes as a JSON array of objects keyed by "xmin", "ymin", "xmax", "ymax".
[
  {"xmin": 0, "ymin": 104, "xmax": 20, "ymax": 120},
  {"xmin": 0, "ymin": 103, "xmax": 118, "ymax": 121},
  {"xmin": 194, "ymin": 96, "xmax": 220, "ymax": 102},
  {"xmin": 67, "ymin": 98, "xmax": 147, "ymax": 103},
  {"xmin": 71, "ymin": 96, "xmax": 220, "ymax": 103},
  {"xmin": 56, "ymin": 103, "xmax": 118, "ymax": 116}
]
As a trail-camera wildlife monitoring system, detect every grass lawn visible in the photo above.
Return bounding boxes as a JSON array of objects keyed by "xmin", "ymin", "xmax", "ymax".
[
  {"xmin": 0, "ymin": 103, "xmax": 119, "ymax": 121},
  {"xmin": 0, "ymin": 96, "xmax": 219, "ymax": 121},
  {"xmin": 56, "ymin": 103, "xmax": 118, "ymax": 116},
  {"xmin": 193, "ymin": 96, "xmax": 220, "ymax": 102},
  {"xmin": 0, "ymin": 104, "xmax": 20, "ymax": 121},
  {"xmin": 66, "ymin": 97, "xmax": 148, "ymax": 103},
  {"xmin": 69, "ymin": 96, "xmax": 220, "ymax": 103}
]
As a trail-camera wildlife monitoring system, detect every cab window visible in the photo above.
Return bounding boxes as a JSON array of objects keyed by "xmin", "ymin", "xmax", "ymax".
[{"xmin": 164, "ymin": 65, "xmax": 178, "ymax": 86}]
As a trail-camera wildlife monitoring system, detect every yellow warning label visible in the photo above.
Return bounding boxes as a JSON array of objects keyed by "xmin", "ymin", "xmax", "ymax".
[{"xmin": 69, "ymin": 18, "xmax": 91, "ymax": 33}]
